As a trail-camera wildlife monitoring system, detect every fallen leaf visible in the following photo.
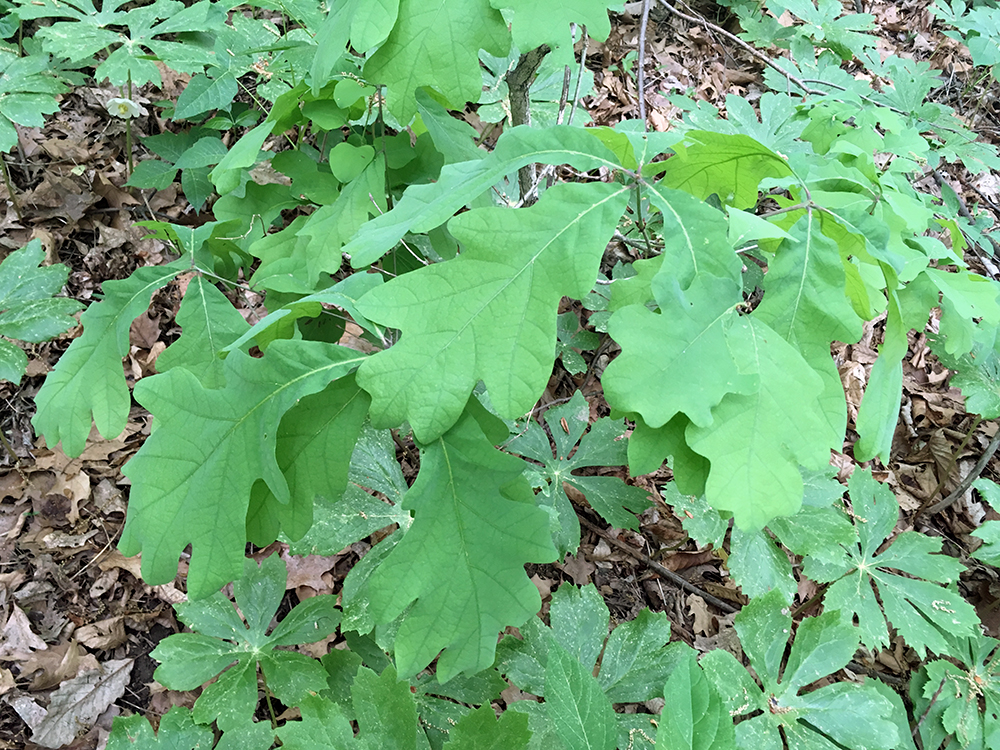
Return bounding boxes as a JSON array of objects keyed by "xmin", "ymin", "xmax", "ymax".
[{"xmin": 30, "ymin": 658, "xmax": 133, "ymax": 749}]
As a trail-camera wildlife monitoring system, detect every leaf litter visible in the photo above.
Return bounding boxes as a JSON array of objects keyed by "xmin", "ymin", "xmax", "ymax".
[{"xmin": 0, "ymin": 0, "xmax": 998, "ymax": 747}]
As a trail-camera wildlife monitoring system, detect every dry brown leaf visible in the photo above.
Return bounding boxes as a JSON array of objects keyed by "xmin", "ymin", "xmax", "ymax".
[
  {"xmin": 75, "ymin": 617, "xmax": 127, "ymax": 651},
  {"xmin": 686, "ymin": 593, "xmax": 713, "ymax": 635},
  {"xmin": 0, "ymin": 603, "xmax": 47, "ymax": 660}
]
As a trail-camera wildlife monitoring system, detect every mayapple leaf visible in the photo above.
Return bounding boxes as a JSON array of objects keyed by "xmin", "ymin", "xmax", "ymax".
[
  {"xmin": 342, "ymin": 124, "xmax": 623, "ymax": 266},
  {"xmin": 545, "ymin": 642, "xmax": 618, "ymax": 750},
  {"xmin": 357, "ymin": 181, "xmax": 630, "ymax": 442},
  {"xmin": 929, "ymin": 321, "xmax": 1000, "ymax": 419},
  {"xmin": 0, "ymin": 240, "xmax": 82, "ymax": 383},
  {"xmin": 353, "ymin": 664, "xmax": 423, "ymax": 748},
  {"xmin": 152, "ymin": 556, "xmax": 339, "ymax": 731},
  {"xmin": 701, "ymin": 589, "xmax": 900, "ymax": 750},
  {"xmin": 687, "ymin": 316, "xmax": 831, "ymax": 529},
  {"xmin": 155, "ymin": 275, "xmax": 249, "ymax": 388},
  {"xmin": 33, "ymin": 258, "xmax": 189, "ymax": 457},
  {"xmin": 443, "ymin": 705, "xmax": 531, "ymax": 750},
  {"xmin": 120, "ymin": 341, "xmax": 368, "ymax": 597},
  {"xmin": 107, "ymin": 706, "xmax": 212, "ymax": 750},
  {"xmin": 497, "ymin": 583, "xmax": 678, "ymax": 704},
  {"xmin": 277, "ymin": 694, "xmax": 355, "ymax": 750},
  {"xmin": 507, "ymin": 391, "xmax": 650, "ymax": 552},
  {"xmin": 812, "ymin": 468, "xmax": 980, "ymax": 657},
  {"xmin": 654, "ymin": 131, "xmax": 793, "ymax": 209},
  {"xmin": 603, "ymin": 274, "xmax": 754, "ymax": 430},
  {"xmin": 363, "ymin": 0, "xmax": 510, "ymax": 123},
  {"xmin": 655, "ymin": 646, "xmax": 735, "ymax": 750},
  {"xmin": 367, "ymin": 405, "xmax": 557, "ymax": 681},
  {"xmin": 911, "ymin": 633, "xmax": 1000, "ymax": 750},
  {"xmin": 492, "ymin": 0, "xmax": 618, "ymax": 51}
]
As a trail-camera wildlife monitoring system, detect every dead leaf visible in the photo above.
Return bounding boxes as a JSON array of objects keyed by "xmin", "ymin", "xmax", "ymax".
[
  {"xmin": 686, "ymin": 593, "xmax": 713, "ymax": 636},
  {"xmin": 75, "ymin": 617, "xmax": 127, "ymax": 651},
  {"xmin": 30, "ymin": 658, "xmax": 133, "ymax": 749},
  {"xmin": 0, "ymin": 604, "xmax": 47, "ymax": 659}
]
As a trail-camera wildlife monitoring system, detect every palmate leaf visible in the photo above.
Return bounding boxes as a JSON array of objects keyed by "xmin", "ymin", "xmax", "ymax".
[
  {"xmin": 363, "ymin": 0, "xmax": 510, "ymax": 123},
  {"xmin": 152, "ymin": 556, "xmax": 339, "ymax": 732},
  {"xmin": 497, "ymin": 583, "xmax": 681, "ymax": 748},
  {"xmin": 119, "ymin": 341, "xmax": 368, "ymax": 597},
  {"xmin": 507, "ymin": 390, "xmax": 651, "ymax": 554},
  {"xmin": 701, "ymin": 589, "xmax": 899, "ymax": 750},
  {"xmin": 911, "ymin": 633, "xmax": 1000, "ymax": 750},
  {"xmin": 656, "ymin": 646, "xmax": 734, "ymax": 750},
  {"xmin": 107, "ymin": 706, "xmax": 212, "ymax": 750},
  {"xmin": 0, "ymin": 240, "xmax": 82, "ymax": 383},
  {"xmin": 687, "ymin": 316, "xmax": 832, "ymax": 528},
  {"xmin": 367, "ymin": 405, "xmax": 557, "ymax": 681},
  {"xmin": 809, "ymin": 468, "xmax": 979, "ymax": 657},
  {"xmin": 33, "ymin": 258, "xmax": 189, "ymax": 458},
  {"xmin": 356, "ymin": 181, "xmax": 630, "ymax": 442}
]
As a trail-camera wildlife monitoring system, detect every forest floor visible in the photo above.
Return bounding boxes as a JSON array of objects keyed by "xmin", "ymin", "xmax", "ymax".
[{"xmin": 1, "ymin": 1, "xmax": 999, "ymax": 747}]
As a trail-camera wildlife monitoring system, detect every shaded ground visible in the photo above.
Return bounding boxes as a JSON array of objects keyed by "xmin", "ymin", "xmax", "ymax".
[{"xmin": 1, "ymin": 1, "xmax": 1000, "ymax": 747}]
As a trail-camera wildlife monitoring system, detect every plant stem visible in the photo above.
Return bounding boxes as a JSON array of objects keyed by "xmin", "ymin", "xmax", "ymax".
[{"xmin": 0, "ymin": 155, "xmax": 22, "ymax": 221}]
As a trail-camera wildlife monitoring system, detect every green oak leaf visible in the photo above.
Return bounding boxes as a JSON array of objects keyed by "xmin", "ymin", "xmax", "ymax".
[
  {"xmin": 701, "ymin": 589, "xmax": 899, "ymax": 750},
  {"xmin": 33, "ymin": 258, "xmax": 188, "ymax": 457},
  {"xmin": 644, "ymin": 182, "xmax": 743, "ymax": 290},
  {"xmin": 155, "ymin": 275, "xmax": 249, "ymax": 388},
  {"xmin": 0, "ymin": 240, "xmax": 82, "ymax": 383},
  {"xmin": 363, "ymin": 0, "xmax": 510, "ymax": 123},
  {"xmin": 356, "ymin": 181, "xmax": 630, "ymax": 442},
  {"xmin": 492, "ymin": 0, "xmax": 619, "ymax": 51},
  {"xmin": 246, "ymin": 374, "xmax": 372, "ymax": 547},
  {"xmin": 119, "ymin": 341, "xmax": 367, "ymax": 597},
  {"xmin": 507, "ymin": 390, "xmax": 651, "ymax": 555},
  {"xmin": 653, "ymin": 131, "xmax": 793, "ymax": 209},
  {"xmin": 812, "ymin": 468, "xmax": 979, "ymax": 657},
  {"xmin": 107, "ymin": 706, "xmax": 212, "ymax": 750},
  {"xmin": 366, "ymin": 405, "xmax": 557, "ymax": 681},
  {"xmin": 342, "ymin": 124, "xmax": 622, "ymax": 266},
  {"xmin": 754, "ymin": 211, "xmax": 864, "ymax": 444},
  {"xmin": 603, "ymin": 274, "xmax": 754, "ymax": 430},
  {"xmin": 151, "ymin": 555, "xmax": 339, "ymax": 732},
  {"xmin": 686, "ymin": 316, "xmax": 831, "ymax": 529},
  {"xmin": 627, "ymin": 415, "xmax": 710, "ymax": 496}
]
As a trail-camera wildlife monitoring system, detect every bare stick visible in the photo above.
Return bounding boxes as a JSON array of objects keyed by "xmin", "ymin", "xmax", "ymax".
[{"xmin": 637, "ymin": 0, "xmax": 652, "ymax": 127}]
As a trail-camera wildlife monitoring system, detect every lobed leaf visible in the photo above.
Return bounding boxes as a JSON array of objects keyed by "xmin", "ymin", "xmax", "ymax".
[{"xmin": 120, "ymin": 341, "xmax": 367, "ymax": 596}]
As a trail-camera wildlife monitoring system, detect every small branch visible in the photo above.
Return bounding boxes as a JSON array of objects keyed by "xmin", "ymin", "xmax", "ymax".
[
  {"xmin": 506, "ymin": 45, "xmax": 551, "ymax": 205},
  {"xmin": 568, "ymin": 24, "xmax": 589, "ymax": 127},
  {"xmin": 653, "ymin": 0, "xmax": 821, "ymax": 97},
  {"xmin": 921, "ymin": 424, "xmax": 1000, "ymax": 517},
  {"xmin": 637, "ymin": 0, "xmax": 652, "ymax": 127},
  {"xmin": 577, "ymin": 514, "xmax": 738, "ymax": 614}
]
